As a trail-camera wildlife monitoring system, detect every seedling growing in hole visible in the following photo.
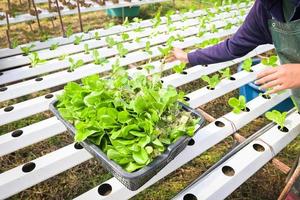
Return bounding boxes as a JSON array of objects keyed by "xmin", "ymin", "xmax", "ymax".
[
  {"xmin": 11, "ymin": 39, "xmax": 19, "ymax": 49},
  {"xmin": 121, "ymin": 32, "xmax": 129, "ymax": 41},
  {"xmin": 104, "ymin": 22, "xmax": 115, "ymax": 29},
  {"xmin": 152, "ymin": 10, "xmax": 162, "ymax": 28},
  {"xmin": 166, "ymin": 10, "xmax": 174, "ymax": 26},
  {"xmin": 29, "ymin": 52, "xmax": 46, "ymax": 67},
  {"xmin": 168, "ymin": 26, "xmax": 176, "ymax": 32},
  {"xmin": 133, "ymin": 17, "xmax": 142, "ymax": 24},
  {"xmin": 166, "ymin": 36, "xmax": 176, "ymax": 47},
  {"xmin": 173, "ymin": 62, "xmax": 186, "ymax": 74},
  {"xmin": 21, "ymin": 44, "xmax": 36, "ymax": 56},
  {"xmin": 84, "ymin": 44, "xmax": 89, "ymax": 54},
  {"xmin": 134, "ymin": 26, "xmax": 144, "ymax": 32},
  {"xmin": 181, "ymin": 15, "xmax": 189, "ymax": 22},
  {"xmin": 135, "ymin": 37, "xmax": 141, "ymax": 43},
  {"xmin": 197, "ymin": 29, "xmax": 205, "ymax": 38},
  {"xmin": 219, "ymin": 68, "xmax": 231, "ymax": 79},
  {"xmin": 117, "ymin": 43, "xmax": 128, "ymax": 58},
  {"xmin": 265, "ymin": 110, "xmax": 287, "ymax": 131},
  {"xmin": 68, "ymin": 58, "xmax": 84, "ymax": 72},
  {"xmin": 242, "ymin": 58, "xmax": 253, "ymax": 72},
  {"xmin": 201, "ymin": 74, "xmax": 221, "ymax": 90},
  {"xmin": 50, "ymin": 43, "xmax": 59, "ymax": 50},
  {"xmin": 143, "ymin": 63, "xmax": 155, "ymax": 74},
  {"xmin": 74, "ymin": 35, "xmax": 83, "ymax": 45},
  {"xmin": 210, "ymin": 24, "xmax": 218, "ymax": 33},
  {"xmin": 92, "ymin": 49, "xmax": 108, "ymax": 66},
  {"xmin": 144, "ymin": 41, "xmax": 152, "ymax": 55},
  {"xmin": 240, "ymin": 9, "xmax": 246, "ymax": 16},
  {"xmin": 196, "ymin": 38, "xmax": 220, "ymax": 48},
  {"xmin": 66, "ymin": 25, "xmax": 73, "ymax": 38},
  {"xmin": 94, "ymin": 32, "xmax": 100, "ymax": 40},
  {"xmin": 224, "ymin": 22, "xmax": 233, "ymax": 30},
  {"xmin": 228, "ymin": 95, "xmax": 247, "ymax": 114},
  {"xmin": 40, "ymin": 31, "xmax": 50, "ymax": 42},
  {"xmin": 59, "ymin": 54, "xmax": 68, "ymax": 61},
  {"xmin": 175, "ymin": 34, "xmax": 184, "ymax": 42},
  {"xmin": 105, "ymin": 36, "xmax": 116, "ymax": 48},
  {"xmin": 261, "ymin": 55, "xmax": 278, "ymax": 67},
  {"xmin": 158, "ymin": 46, "xmax": 172, "ymax": 63},
  {"xmin": 198, "ymin": 18, "xmax": 207, "ymax": 28}
]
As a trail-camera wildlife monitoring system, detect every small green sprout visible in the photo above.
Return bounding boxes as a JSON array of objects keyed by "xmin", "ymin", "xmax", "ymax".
[
  {"xmin": 94, "ymin": 32, "xmax": 100, "ymax": 40},
  {"xmin": 21, "ymin": 44, "xmax": 35, "ymax": 56},
  {"xmin": 105, "ymin": 36, "xmax": 116, "ymax": 48},
  {"xmin": 68, "ymin": 58, "xmax": 84, "ymax": 72},
  {"xmin": 242, "ymin": 58, "xmax": 253, "ymax": 72},
  {"xmin": 93, "ymin": 49, "xmax": 108, "ymax": 66},
  {"xmin": 201, "ymin": 74, "xmax": 221, "ymax": 90},
  {"xmin": 66, "ymin": 25, "xmax": 73, "ymax": 38},
  {"xmin": 261, "ymin": 55, "xmax": 278, "ymax": 67},
  {"xmin": 84, "ymin": 44, "xmax": 89, "ymax": 54},
  {"xmin": 173, "ymin": 62, "xmax": 186, "ymax": 74},
  {"xmin": 265, "ymin": 110, "xmax": 287, "ymax": 131},
  {"xmin": 144, "ymin": 41, "xmax": 152, "ymax": 55},
  {"xmin": 219, "ymin": 68, "xmax": 231, "ymax": 79},
  {"xmin": 50, "ymin": 43, "xmax": 59, "ymax": 51},
  {"xmin": 228, "ymin": 95, "xmax": 247, "ymax": 114},
  {"xmin": 74, "ymin": 35, "xmax": 83, "ymax": 45},
  {"xmin": 29, "ymin": 52, "xmax": 46, "ymax": 67},
  {"xmin": 121, "ymin": 32, "xmax": 129, "ymax": 41},
  {"xmin": 117, "ymin": 43, "xmax": 129, "ymax": 58}
]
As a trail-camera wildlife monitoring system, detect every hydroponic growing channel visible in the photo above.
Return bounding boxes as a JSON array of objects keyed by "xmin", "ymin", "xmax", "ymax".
[{"xmin": 0, "ymin": 1, "xmax": 299, "ymax": 199}]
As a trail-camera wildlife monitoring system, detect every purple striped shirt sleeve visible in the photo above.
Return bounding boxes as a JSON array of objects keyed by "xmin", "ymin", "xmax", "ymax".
[{"xmin": 187, "ymin": 1, "xmax": 273, "ymax": 66}]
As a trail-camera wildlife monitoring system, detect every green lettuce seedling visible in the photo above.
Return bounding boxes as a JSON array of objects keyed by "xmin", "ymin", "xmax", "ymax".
[
  {"xmin": 261, "ymin": 55, "xmax": 278, "ymax": 67},
  {"xmin": 122, "ymin": 17, "xmax": 130, "ymax": 27},
  {"xmin": 224, "ymin": 22, "xmax": 233, "ymax": 30},
  {"xmin": 68, "ymin": 58, "xmax": 84, "ymax": 72},
  {"xmin": 104, "ymin": 22, "xmax": 115, "ymax": 29},
  {"xmin": 242, "ymin": 58, "xmax": 253, "ymax": 72},
  {"xmin": 201, "ymin": 74, "xmax": 221, "ymax": 90},
  {"xmin": 74, "ymin": 35, "xmax": 83, "ymax": 45},
  {"xmin": 93, "ymin": 49, "xmax": 108, "ymax": 66},
  {"xmin": 21, "ymin": 44, "xmax": 35, "ymax": 56},
  {"xmin": 50, "ymin": 43, "xmax": 59, "ymax": 51},
  {"xmin": 144, "ymin": 41, "xmax": 152, "ymax": 55},
  {"xmin": 94, "ymin": 32, "xmax": 100, "ymax": 40},
  {"xmin": 121, "ymin": 32, "xmax": 129, "ymax": 41},
  {"xmin": 66, "ymin": 25, "xmax": 73, "ymax": 38},
  {"xmin": 210, "ymin": 24, "xmax": 218, "ymax": 33},
  {"xmin": 58, "ymin": 54, "xmax": 68, "ymax": 61},
  {"xmin": 117, "ymin": 43, "xmax": 129, "ymax": 58},
  {"xmin": 265, "ymin": 110, "xmax": 287, "ymax": 131},
  {"xmin": 11, "ymin": 39, "xmax": 19, "ymax": 49},
  {"xmin": 219, "ymin": 68, "xmax": 231, "ymax": 79},
  {"xmin": 228, "ymin": 95, "xmax": 247, "ymax": 114},
  {"xmin": 84, "ymin": 44, "xmax": 89, "ymax": 54},
  {"xmin": 29, "ymin": 52, "xmax": 46, "ymax": 67},
  {"xmin": 143, "ymin": 64, "xmax": 155, "ymax": 74},
  {"xmin": 105, "ymin": 36, "xmax": 116, "ymax": 48},
  {"xmin": 173, "ymin": 62, "xmax": 186, "ymax": 74}
]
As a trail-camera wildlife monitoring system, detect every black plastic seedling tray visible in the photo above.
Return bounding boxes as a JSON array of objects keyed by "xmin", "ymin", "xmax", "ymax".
[{"xmin": 49, "ymin": 100, "xmax": 205, "ymax": 191}]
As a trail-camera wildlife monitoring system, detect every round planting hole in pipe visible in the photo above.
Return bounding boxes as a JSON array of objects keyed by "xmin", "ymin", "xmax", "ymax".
[
  {"xmin": 206, "ymin": 86, "xmax": 215, "ymax": 91},
  {"xmin": 22, "ymin": 162, "xmax": 36, "ymax": 173},
  {"xmin": 181, "ymin": 71, "xmax": 188, "ymax": 75},
  {"xmin": 35, "ymin": 77, "xmax": 43, "ymax": 81},
  {"xmin": 74, "ymin": 143, "xmax": 83, "ymax": 150},
  {"xmin": 98, "ymin": 183, "xmax": 112, "ymax": 196},
  {"xmin": 136, "ymin": 67, "xmax": 143, "ymax": 70},
  {"xmin": 183, "ymin": 96, "xmax": 190, "ymax": 102},
  {"xmin": 242, "ymin": 107, "xmax": 250, "ymax": 112},
  {"xmin": 222, "ymin": 166, "xmax": 235, "ymax": 176},
  {"xmin": 262, "ymin": 94, "xmax": 271, "ymax": 99},
  {"xmin": 161, "ymin": 80, "xmax": 164, "ymax": 83},
  {"xmin": 4, "ymin": 106, "xmax": 14, "ymax": 112},
  {"xmin": 0, "ymin": 87, "xmax": 7, "ymax": 92},
  {"xmin": 253, "ymin": 143, "xmax": 265, "ymax": 152},
  {"xmin": 202, "ymin": 64, "xmax": 208, "ymax": 67},
  {"xmin": 229, "ymin": 76, "xmax": 236, "ymax": 81},
  {"xmin": 215, "ymin": 120, "xmax": 225, "ymax": 127},
  {"xmin": 188, "ymin": 138, "xmax": 195, "ymax": 146},
  {"xmin": 183, "ymin": 193, "xmax": 198, "ymax": 200},
  {"xmin": 0, "ymin": 72, "xmax": 3, "ymax": 76},
  {"xmin": 45, "ymin": 94, "xmax": 54, "ymax": 99},
  {"xmin": 12, "ymin": 130, "xmax": 23, "ymax": 137},
  {"xmin": 278, "ymin": 126, "xmax": 289, "ymax": 133}
]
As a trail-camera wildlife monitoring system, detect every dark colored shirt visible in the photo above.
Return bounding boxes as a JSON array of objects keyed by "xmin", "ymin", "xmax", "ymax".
[{"xmin": 187, "ymin": 0, "xmax": 300, "ymax": 66}]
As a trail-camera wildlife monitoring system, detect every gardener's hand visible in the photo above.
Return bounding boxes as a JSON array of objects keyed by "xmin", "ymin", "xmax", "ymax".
[
  {"xmin": 171, "ymin": 47, "xmax": 189, "ymax": 63},
  {"xmin": 255, "ymin": 64, "xmax": 300, "ymax": 94}
]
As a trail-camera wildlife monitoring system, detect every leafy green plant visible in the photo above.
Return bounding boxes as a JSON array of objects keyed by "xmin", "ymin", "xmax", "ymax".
[
  {"xmin": 196, "ymin": 38, "xmax": 220, "ymax": 48},
  {"xmin": 121, "ymin": 32, "xmax": 129, "ymax": 41},
  {"xmin": 242, "ymin": 58, "xmax": 253, "ymax": 72},
  {"xmin": 68, "ymin": 57, "xmax": 84, "ymax": 72},
  {"xmin": 59, "ymin": 54, "xmax": 68, "ymax": 61},
  {"xmin": 56, "ymin": 73, "xmax": 199, "ymax": 172},
  {"xmin": 29, "ymin": 52, "xmax": 46, "ymax": 67},
  {"xmin": 201, "ymin": 74, "xmax": 221, "ymax": 90},
  {"xmin": 74, "ymin": 35, "xmax": 83, "ymax": 45},
  {"xmin": 219, "ymin": 68, "xmax": 231, "ymax": 79},
  {"xmin": 152, "ymin": 10, "xmax": 162, "ymax": 28},
  {"xmin": 123, "ymin": 17, "xmax": 130, "ymax": 27},
  {"xmin": 134, "ymin": 26, "xmax": 144, "ymax": 32},
  {"xmin": 93, "ymin": 49, "xmax": 108, "ymax": 66},
  {"xmin": 11, "ymin": 39, "xmax": 19, "ymax": 49},
  {"xmin": 104, "ymin": 22, "xmax": 115, "ymax": 29},
  {"xmin": 21, "ymin": 44, "xmax": 35, "ymax": 56},
  {"xmin": 175, "ymin": 34, "xmax": 184, "ymax": 42},
  {"xmin": 66, "ymin": 25, "xmax": 73, "ymax": 38},
  {"xmin": 84, "ymin": 44, "xmax": 89, "ymax": 54},
  {"xmin": 117, "ymin": 43, "xmax": 129, "ymax": 58},
  {"xmin": 40, "ymin": 31, "xmax": 50, "ymax": 42},
  {"xmin": 261, "ymin": 55, "xmax": 278, "ymax": 67},
  {"xmin": 228, "ymin": 95, "xmax": 247, "ymax": 114},
  {"xmin": 132, "ymin": 17, "xmax": 142, "ymax": 24},
  {"xmin": 265, "ymin": 110, "xmax": 287, "ymax": 131},
  {"xmin": 173, "ymin": 62, "xmax": 186, "ymax": 74},
  {"xmin": 143, "ymin": 64, "xmax": 155, "ymax": 74},
  {"xmin": 224, "ymin": 22, "xmax": 233, "ymax": 30},
  {"xmin": 135, "ymin": 37, "xmax": 141, "ymax": 43},
  {"xmin": 50, "ymin": 43, "xmax": 59, "ymax": 51},
  {"xmin": 210, "ymin": 24, "xmax": 218, "ymax": 33},
  {"xmin": 94, "ymin": 32, "xmax": 100, "ymax": 40},
  {"xmin": 144, "ymin": 41, "xmax": 152, "ymax": 55},
  {"xmin": 105, "ymin": 36, "xmax": 116, "ymax": 48}
]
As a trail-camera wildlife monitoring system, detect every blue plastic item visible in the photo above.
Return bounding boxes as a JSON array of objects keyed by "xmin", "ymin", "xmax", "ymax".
[
  {"xmin": 238, "ymin": 58, "xmax": 294, "ymax": 112},
  {"xmin": 106, "ymin": 6, "xmax": 140, "ymax": 17}
]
